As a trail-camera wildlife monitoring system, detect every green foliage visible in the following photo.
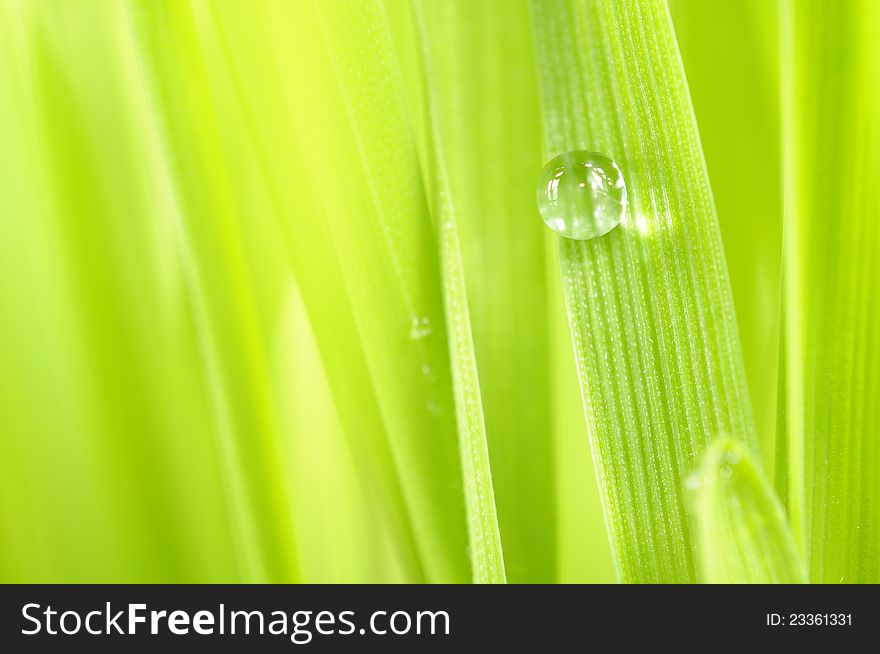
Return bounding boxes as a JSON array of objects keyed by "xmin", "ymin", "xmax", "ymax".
[
  {"xmin": 779, "ymin": 0, "xmax": 880, "ymax": 583},
  {"xmin": 0, "ymin": 0, "xmax": 877, "ymax": 585}
]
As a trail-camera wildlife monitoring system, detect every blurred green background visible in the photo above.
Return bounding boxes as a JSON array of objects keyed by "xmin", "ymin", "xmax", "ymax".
[{"xmin": 0, "ymin": 0, "xmax": 780, "ymax": 583}]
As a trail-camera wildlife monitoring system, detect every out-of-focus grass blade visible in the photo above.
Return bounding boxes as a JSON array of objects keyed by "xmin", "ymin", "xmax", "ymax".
[
  {"xmin": 530, "ymin": 0, "xmax": 756, "ymax": 582},
  {"xmin": 780, "ymin": 0, "xmax": 880, "ymax": 583},
  {"xmin": 275, "ymin": 282, "xmax": 408, "ymax": 582},
  {"xmin": 204, "ymin": 0, "xmax": 424, "ymax": 581},
  {"xmin": 0, "ymin": 0, "xmax": 239, "ymax": 582},
  {"xmin": 125, "ymin": 0, "xmax": 300, "ymax": 582},
  {"xmin": 670, "ymin": 0, "xmax": 783, "ymax": 465},
  {"xmin": 197, "ymin": 0, "xmax": 472, "ymax": 582},
  {"xmin": 193, "ymin": 5, "xmax": 408, "ymax": 583},
  {"xmin": 412, "ymin": 0, "xmax": 553, "ymax": 583},
  {"xmin": 694, "ymin": 438, "xmax": 805, "ymax": 584},
  {"xmin": 293, "ymin": 0, "xmax": 470, "ymax": 583}
]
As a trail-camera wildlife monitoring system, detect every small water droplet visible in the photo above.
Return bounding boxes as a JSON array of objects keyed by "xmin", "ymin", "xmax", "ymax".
[
  {"xmin": 410, "ymin": 316, "xmax": 432, "ymax": 339},
  {"xmin": 720, "ymin": 464, "xmax": 734, "ymax": 478},
  {"xmin": 536, "ymin": 150, "xmax": 627, "ymax": 240},
  {"xmin": 425, "ymin": 400, "xmax": 441, "ymax": 416},
  {"xmin": 421, "ymin": 364, "xmax": 432, "ymax": 376},
  {"xmin": 685, "ymin": 472, "xmax": 702, "ymax": 491}
]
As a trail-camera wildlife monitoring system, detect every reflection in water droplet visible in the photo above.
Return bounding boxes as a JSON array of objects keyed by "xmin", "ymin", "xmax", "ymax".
[
  {"xmin": 536, "ymin": 151, "xmax": 627, "ymax": 240},
  {"xmin": 410, "ymin": 316, "xmax": 432, "ymax": 339}
]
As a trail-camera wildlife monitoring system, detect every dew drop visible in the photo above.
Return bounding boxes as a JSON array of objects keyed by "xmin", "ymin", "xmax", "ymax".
[
  {"xmin": 685, "ymin": 472, "xmax": 702, "ymax": 491},
  {"xmin": 723, "ymin": 449, "xmax": 742, "ymax": 466},
  {"xmin": 410, "ymin": 316, "xmax": 432, "ymax": 339},
  {"xmin": 720, "ymin": 464, "xmax": 734, "ymax": 479},
  {"xmin": 536, "ymin": 150, "xmax": 627, "ymax": 240}
]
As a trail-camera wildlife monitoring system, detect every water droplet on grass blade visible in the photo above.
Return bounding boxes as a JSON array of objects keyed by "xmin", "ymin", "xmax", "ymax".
[
  {"xmin": 536, "ymin": 151, "xmax": 627, "ymax": 240},
  {"xmin": 410, "ymin": 316, "xmax": 432, "ymax": 339},
  {"xmin": 685, "ymin": 472, "xmax": 702, "ymax": 491}
]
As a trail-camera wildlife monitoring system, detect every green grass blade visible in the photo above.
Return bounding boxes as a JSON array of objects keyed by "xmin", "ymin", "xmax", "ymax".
[
  {"xmin": 549, "ymin": 244, "xmax": 617, "ymax": 582},
  {"xmin": 412, "ymin": 0, "xmax": 560, "ymax": 583},
  {"xmin": 263, "ymin": 0, "xmax": 471, "ymax": 582},
  {"xmin": 530, "ymin": 0, "xmax": 756, "ymax": 582},
  {"xmin": 694, "ymin": 438, "xmax": 805, "ymax": 584},
  {"xmin": 413, "ymin": 0, "xmax": 512, "ymax": 584},
  {"xmin": 427, "ymin": 193, "xmax": 507, "ymax": 584},
  {"xmin": 276, "ymin": 282, "xmax": 409, "ymax": 582},
  {"xmin": 670, "ymin": 0, "xmax": 783, "ymax": 465},
  {"xmin": 781, "ymin": 0, "xmax": 880, "ymax": 583}
]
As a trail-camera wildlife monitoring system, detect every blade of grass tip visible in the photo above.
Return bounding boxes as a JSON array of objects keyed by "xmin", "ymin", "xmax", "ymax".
[
  {"xmin": 694, "ymin": 438, "xmax": 805, "ymax": 584},
  {"xmin": 781, "ymin": 0, "xmax": 880, "ymax": 583},
  {"xmin": 412, "ymin": 0, "xmax": 507, "ymax": 584},
  {"xmin": 412, "ymin": 0, "xmax": 552, "ymax": 583},
  {"xmin": 530, "ymin": 0, "xmax": 756, "ymax": 582}
]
